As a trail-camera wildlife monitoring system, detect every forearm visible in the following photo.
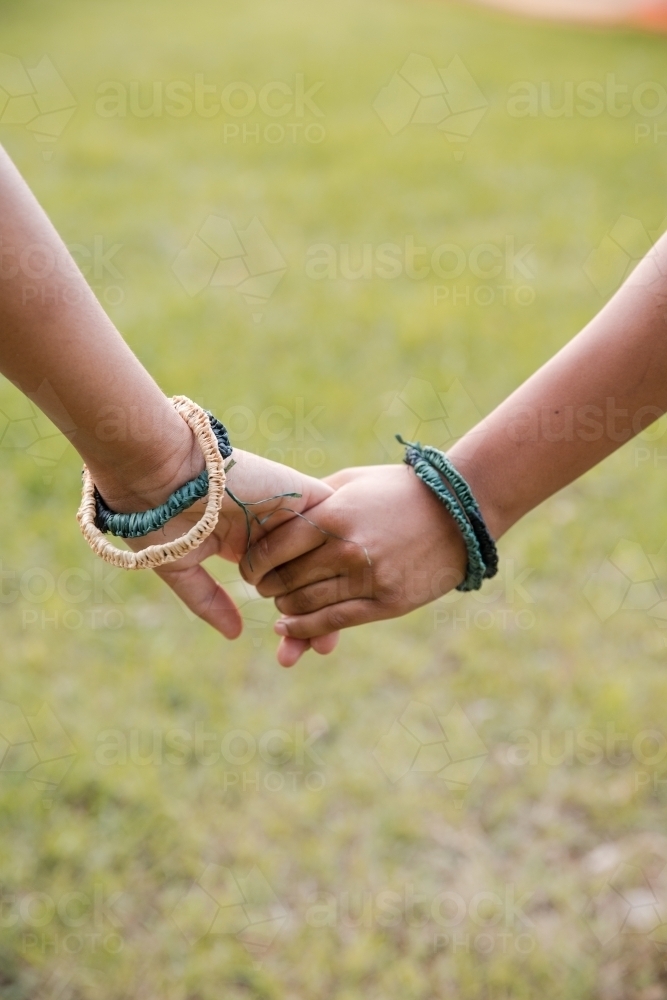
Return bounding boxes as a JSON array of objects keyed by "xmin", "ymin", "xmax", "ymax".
[
  {"xmin": 0, "ymin": 145, "xmax": 198, "ymax": 503},
  {"xmin": 449, "ymin": 232, "xmax": 667, "ymax": 539}
]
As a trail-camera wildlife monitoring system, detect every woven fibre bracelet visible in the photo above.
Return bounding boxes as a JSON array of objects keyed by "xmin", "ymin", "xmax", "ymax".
[
  {"xmin": 94, "ymin": 412, "xmax": 232, "ymax": 539},
  {"xmin": 77, "ymin": 396, "xmax": 226, "ymax": 571},
  {"xmin": 417, "ymin": 444, "xmax": 499, "ymax": 579},
  {"xmin": 398, "ymin": 436, "xmax": 498, "ymax": 592}
]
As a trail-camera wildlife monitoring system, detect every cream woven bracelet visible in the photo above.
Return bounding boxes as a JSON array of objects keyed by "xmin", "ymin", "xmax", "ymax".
[{"xmin": 76, "ymin": 395, "xmax": 226, "ymax": 570}]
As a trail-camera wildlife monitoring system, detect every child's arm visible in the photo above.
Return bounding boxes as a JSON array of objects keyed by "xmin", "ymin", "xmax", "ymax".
[
  {"xmin": 241, "ymin": 231, "xmax": 667, "ymax": 662},
  {"xmin": 0, "ymin": 144, "xmax": 335, "ymax": 646}
]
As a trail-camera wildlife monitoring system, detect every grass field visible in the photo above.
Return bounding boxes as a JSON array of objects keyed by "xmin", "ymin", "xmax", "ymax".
[{"xmin": 2, "ymin": 0, "xmax": 667, "ymax": 996}]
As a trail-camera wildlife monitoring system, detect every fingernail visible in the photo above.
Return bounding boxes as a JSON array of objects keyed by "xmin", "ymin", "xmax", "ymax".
[{"xmin": 274, "ymin": 621, "xmax": 288, "ymax": 635}]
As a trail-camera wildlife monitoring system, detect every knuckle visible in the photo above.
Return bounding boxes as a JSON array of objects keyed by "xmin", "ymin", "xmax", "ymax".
[
  {"xmin": 280, "ymin": 588, "xmax": 313, "ymax": 615},
  {"xmin": 348, "ymin": 541, "xmax": 370, "ymax": 568},
  {"xmin": 256, "ymin": 571, "xmax": 279, "ymax": 598},
  {"xmin": 254, "ymin": 534, "xmax": 272, "ymax": 569},
  {"xmin": 326, "ymin": 608, "xmax": 349, "ymax": 632},
  {"xmin": 380, "ymin": 586, "xmax": 403, "ymax": 608},
  {"xmin": 275, "ymin": 563, "xmax": 296, "ymax": 592},
  {"xmin": 374, "ymin": 569, "xmax": 404, "ymax": 606}
]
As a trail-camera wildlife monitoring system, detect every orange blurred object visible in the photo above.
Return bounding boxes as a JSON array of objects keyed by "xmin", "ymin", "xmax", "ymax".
[{"xmin": 466, "ymin": 0, "xmax": 667, "ymax": 30}]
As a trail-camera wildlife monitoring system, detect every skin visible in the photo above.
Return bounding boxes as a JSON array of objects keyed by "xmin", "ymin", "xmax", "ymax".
[
  {"xmin": 0, "ymin": 145, "xmax": 337, "ymax": 664},
  {"xmin": 5, "ymin": 141, "xmax": 667, "ymax": 667},
  {"xmin": 240, "ymin": 232, "xmax": 667, "ymax": 665}
]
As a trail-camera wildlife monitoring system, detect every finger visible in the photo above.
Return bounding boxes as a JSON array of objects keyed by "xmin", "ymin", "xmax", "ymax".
[
  {"xmin": 240, "ymin": 514, "xmax": 328, "ymax": 585},
  {"xmin": 310, "ymin": 632, "xmax": 340, "ymax": 655},
  {"xmin": 258, "ymin": 533, "xmax": 373, "ymax": 598},
  {"xmin": 275, "ymin": 630, "xmax": 340, "ymax": 668},
  {"xmin": 274, "ymin": 599, "xmax": 381, "ymax": 639},
  {"xmin": 275, "ymin": 575, "xmax": 370, "ymax": 616},
  {"xmin": 257, "ymin": 542, "xmax": 341, "ymax": 597},
  {"xmin": 156, "ymin": 563, "xmax": 243, "ymax": 639},
  {"xmin": 276, "ymin": 636, "xmax": 311, "ymax": 668}
]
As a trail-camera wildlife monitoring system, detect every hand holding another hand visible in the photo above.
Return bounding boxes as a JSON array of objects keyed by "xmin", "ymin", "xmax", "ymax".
[
  {"xmin": 241, "ymin": 463, "xmax": 469, "ymax": 666},
  {"xmin": 95, "ymin": 446, "xmax": 338, "ymax": 654}
]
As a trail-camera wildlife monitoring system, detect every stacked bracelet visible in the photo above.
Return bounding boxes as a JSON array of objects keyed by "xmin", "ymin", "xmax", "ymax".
[
  {"xmin": 397, "ymin": 435, "xmax": 498, "ymax": 592},
  {"xmin": 93, "ymin": 412, "xmax": 232, "ymax": 538},
  {"xmin": 77, "ymin": 396, "xmax": 227, "ymax": 570}
]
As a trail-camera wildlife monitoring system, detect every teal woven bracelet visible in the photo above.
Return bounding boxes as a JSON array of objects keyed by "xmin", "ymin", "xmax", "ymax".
[
  {"xmin": 417, "ymin": 444, "xmax": 498, "ymax": 579},
  {"xmin": 94, "ymin": 412, "xmax": 232, "ymax": 539},
  {"xmin": 397, "ymin": 435, "xmax": 498, "ymax": 592}
]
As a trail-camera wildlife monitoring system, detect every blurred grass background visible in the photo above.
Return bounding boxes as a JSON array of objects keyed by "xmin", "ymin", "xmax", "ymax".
[{"xmin": 2, "ymin": 0, "xmax": 667, "ymax": 996}]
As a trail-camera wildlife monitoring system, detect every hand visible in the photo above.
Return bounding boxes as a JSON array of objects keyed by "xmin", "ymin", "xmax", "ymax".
[
  {"xmin": 240, "ymin": 464, "xmax": 469, "ymax": 665},
  {"xmin": 92, "ymin": 444, "xmax": 339, "ymax": 656}
]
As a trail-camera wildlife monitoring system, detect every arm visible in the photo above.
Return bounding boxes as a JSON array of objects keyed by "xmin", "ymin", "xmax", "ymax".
[
  {"xmin": 448, "ymin": 233, "xmax": 667, "ymax": 541},
  {"xmin": 0, "ymin": 145, "xmax": 335, "ymax": 648},
  {"xmin": 241, "ymin": 232, "xmax": 667, "ymax": 663}
]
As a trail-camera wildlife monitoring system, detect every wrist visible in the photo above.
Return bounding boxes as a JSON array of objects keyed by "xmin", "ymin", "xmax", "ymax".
[
  {"xmin": 85, "ymin": 413, "xmax": 204, "ymax": 514},
  {"xmin": 447, "ymin": 429, "xmax": 524, "ymax": 541}
]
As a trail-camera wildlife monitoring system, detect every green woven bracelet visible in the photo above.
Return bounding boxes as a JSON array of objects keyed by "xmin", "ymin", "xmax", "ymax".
[
  {"xmin": 397, "ymin": 435, "xmax": 498, "ymax": 592},
  {"xmin": 94, "ymin": 412, "xmax": 232, "ymax": 538}
]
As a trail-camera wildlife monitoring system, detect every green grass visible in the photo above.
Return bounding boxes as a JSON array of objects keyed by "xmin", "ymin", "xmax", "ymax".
[{"xmin": 2, "ymin": 0, "xmax": 667, "ymax": 995}]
